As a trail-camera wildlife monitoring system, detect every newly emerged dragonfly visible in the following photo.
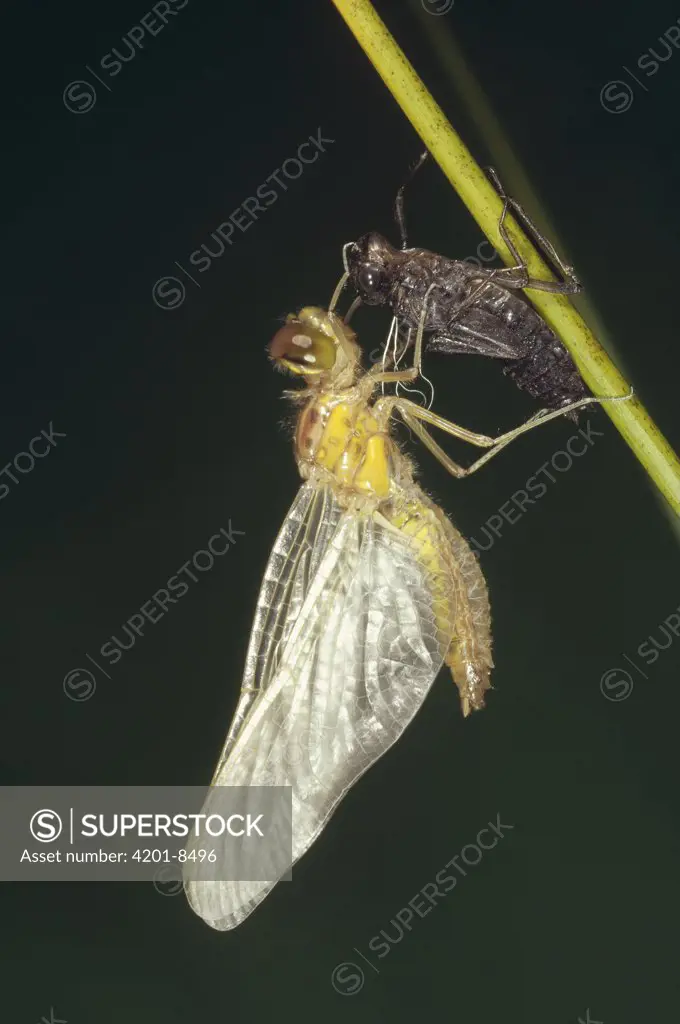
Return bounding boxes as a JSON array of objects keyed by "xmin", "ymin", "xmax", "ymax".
[
  {"xmin": 185, "ymin": 303, "xmax": 622, "ymax": 932},
  {"xmin": 344, "ymin": 152, "xmax": 589, "ymax": 416}
]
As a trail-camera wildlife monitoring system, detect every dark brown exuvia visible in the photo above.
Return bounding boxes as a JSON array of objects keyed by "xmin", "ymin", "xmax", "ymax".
[{"xmin": 345, "ymin": 154, "xmax": 590, "ymax": 419}]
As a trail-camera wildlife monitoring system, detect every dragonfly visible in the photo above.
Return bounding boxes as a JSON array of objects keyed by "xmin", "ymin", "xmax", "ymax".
[
  {"xmin": 185, "ymin": 300, "xmax": 624, "ymax": 932},
  {"xmin": 343, "ymin": 152, "xmax": 590, "ymax": 417}
]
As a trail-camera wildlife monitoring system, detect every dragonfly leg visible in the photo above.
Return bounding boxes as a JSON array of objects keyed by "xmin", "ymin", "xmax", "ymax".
[
  {"xmin": 388, "ymin": 387, "xmax": 632, "ymax": 478},
  {"xmin": 486, "ymin": 166, "xmax": 582, "ymax": 294},
  {"xmin": 328, "ymin": 270, "xmax": 348, "ymax": 314},
  {"xmin": 390, "ymin": 397, "xmax": 550, "ymax": 449},
  {"xmin": 489, "ymin": 388, "xmax": 634, "ymax": 447},
  {"xmin": 396, "ymin": 408, "xmax": 499, "ymax": 477},
  {"xmin": 396, "ymin": 404, "xmax": 532, "ymax": 478}
]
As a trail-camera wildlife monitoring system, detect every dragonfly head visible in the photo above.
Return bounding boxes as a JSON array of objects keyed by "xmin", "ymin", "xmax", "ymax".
[
  {"xmin": 347, "ymin": 232, "xmax": 397, "ymax": 306},
  {"xmin": 269, "ymin": 307, "xmax": 361, "ymax": 382}
]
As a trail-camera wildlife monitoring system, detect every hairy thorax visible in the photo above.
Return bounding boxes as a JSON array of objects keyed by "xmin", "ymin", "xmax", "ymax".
[{"xmin": 295, "ymin": 392, "xmax": 397, "ymax": 502}]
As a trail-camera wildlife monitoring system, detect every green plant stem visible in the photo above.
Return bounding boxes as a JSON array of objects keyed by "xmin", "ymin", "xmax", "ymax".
[{"xmin": 331, "ymin": 0, "xmax": 680, "ymax": 516}]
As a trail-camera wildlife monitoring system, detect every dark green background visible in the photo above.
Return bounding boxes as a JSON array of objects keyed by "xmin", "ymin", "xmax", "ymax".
[{"xmin": 2, "ymin": 0, "xmax": 679, "ymax": 1021}]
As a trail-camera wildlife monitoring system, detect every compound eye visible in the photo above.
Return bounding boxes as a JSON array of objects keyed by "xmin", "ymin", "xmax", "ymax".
[{"xmin": 357, "ymin": 264, "xmax": 384, "ymax": 295}]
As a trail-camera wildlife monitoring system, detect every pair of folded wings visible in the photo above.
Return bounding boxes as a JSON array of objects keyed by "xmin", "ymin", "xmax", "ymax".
[
  {"xmin": 185, "ymin": 481, "xmax": 455, "ymax": 930},
  {"xmin": 426, "ymin": 283, "xmax": 534, "ymax": 361}
]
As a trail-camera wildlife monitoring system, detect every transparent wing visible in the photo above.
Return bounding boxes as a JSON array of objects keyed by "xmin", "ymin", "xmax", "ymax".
[
  {"xmin": 211, "ymin": 483, "xmax": 343, "ymax": 776},
  {"xmin": 185, "ymin": 483, "xmax": 455, "ymax": 931}
]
